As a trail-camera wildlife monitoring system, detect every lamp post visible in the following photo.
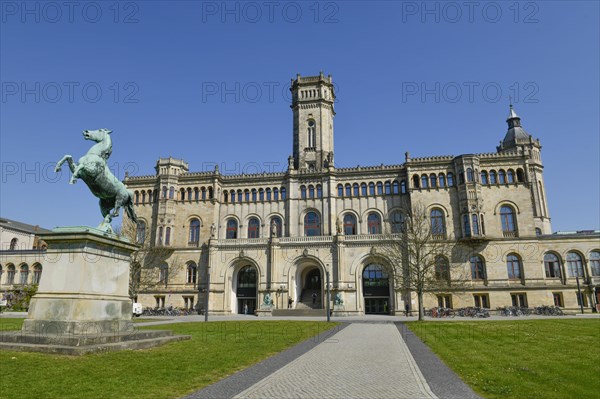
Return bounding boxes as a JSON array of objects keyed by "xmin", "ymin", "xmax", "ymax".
[
  {"xmin": 204, "ymin": 267, "xmax": 210, "ymax": 322},
  {"xmin": 326, "ymin": 269, "xmax": 331, "ymax": 322},
  {"xmin": 576, "ymin": 273, "xmax": 584, "ymax": 314}
]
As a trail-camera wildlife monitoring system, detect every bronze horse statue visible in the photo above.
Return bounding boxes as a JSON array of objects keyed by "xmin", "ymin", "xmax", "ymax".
[{"xmin": 55, "ymin": 129, "xmax": 138, "ymax": 232}]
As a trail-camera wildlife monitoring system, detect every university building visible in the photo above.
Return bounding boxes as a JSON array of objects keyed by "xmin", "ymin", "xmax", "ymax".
[{"xmin": 124, "ymin": 73, "xmax": 600, "ymax": 315}]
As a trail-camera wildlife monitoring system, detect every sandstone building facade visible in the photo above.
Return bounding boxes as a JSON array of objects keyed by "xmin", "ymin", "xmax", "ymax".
[{"xmin": 125, "ymin": 73, "xmax": 600, "ymax": 315}]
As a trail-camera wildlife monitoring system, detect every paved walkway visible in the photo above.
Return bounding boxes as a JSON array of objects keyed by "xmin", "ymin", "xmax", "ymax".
[{"xmin": 234, "ymin": 323, "xmax": 436, "ymax": 399}]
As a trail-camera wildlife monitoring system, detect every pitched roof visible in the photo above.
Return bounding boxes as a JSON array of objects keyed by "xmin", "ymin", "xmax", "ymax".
[{"xmin": 0, "ymin": 217, "xmax": 51, "ymax": 235}]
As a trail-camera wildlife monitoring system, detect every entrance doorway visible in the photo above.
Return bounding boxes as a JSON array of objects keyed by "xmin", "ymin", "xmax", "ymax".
[
  {"xmin": 363, "ymin": 264, "xmax": 391, "ymax": 315},
  {"xmin": 237, "ymin": 266, "xmax": 257, "ymax": 314},
  {"xmin": 297, "ymin": 267, "xmax": 323, "ymax": 309}
]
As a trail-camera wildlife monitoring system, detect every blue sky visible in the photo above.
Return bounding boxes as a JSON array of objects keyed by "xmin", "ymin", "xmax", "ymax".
[{"xmin": 1, "ymin": 1, "xmax": 598, "ymax": 232}]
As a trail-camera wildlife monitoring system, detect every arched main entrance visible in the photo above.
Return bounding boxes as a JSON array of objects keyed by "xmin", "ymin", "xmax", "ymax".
[
  {"xmin": 362, "ymin": 264, "xmax": 391, "ymax": 314},
  {"xmin": 296, "ymin": 266, "xmax": 323, "ymax": 309},
  {"xmin": 236, "ymin": 265, "xmax": 257, "ymax": 314}
]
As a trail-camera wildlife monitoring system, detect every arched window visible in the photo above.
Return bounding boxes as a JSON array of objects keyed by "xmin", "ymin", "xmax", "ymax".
[
  {"xmin": 230, "ymin": 190, "xmax": 236, "ymax": 203},
  {"xmin": 463, "ymin": 214, "xmax": 471, "ymax": 237},
  {"xmin": 447, "ymin": 172, "xmax": 454, "ymax": 186},
  {"xmin": 345, "ymin": 184, "xmax": 352, "ymax": 197},
  {"xmin": 489, "ymin": 170, "xmax": 497, "ymax": 184},
  {"xmin": 385, "ymin": 181, "xmax": 391, "ymax": 194},
  {"xmin": 169, "ymin": 186, "xmax": 175, "ymax": 199},
  {"xmin": 6, "ymin": 265, "xmax": 15, "ymax": 285},
  {"xmin": 186, "ymin": 262, "xmax": 197, "ymax": 284},
  {"xmin": 367, "ymin": 213, "xmax": 381, "ymax": 234},
  {"xmin": 308, "ymin": 185, "xmax": 315, "ymax": 199},
  {"xmin": 10, "ymin": 238, "xmax": 18, "ymax": 250},
  {"xmin": 337, "ymin": 184, "xmax": 344, "ymax": 197},
  {"xmin": 304, "ymin": 212, "xmax": 321, "ymax": 236},
  {"xmin": 506, "ymin": 254, "xmax": 522, "ymax": 279},
  {"xmin": 472, "ymin": 214, "xmax": 480, "ymax": 235},
  {"xmin": 237, "ymin": 190, "xmax": 243, "ymax": 203},
  {"xmin": 136, "ymin": 221, "xmax": 146, "ymax": 244},
  {"xmin": 566, "ymin": 252, "xmax": 584, "ymax": 277},
  {"xmin": 317, "ymin": 185, "xmax": 323, "ymax": 198},
  {"xmin": 430, "ymin": 174, "xmax": 437, "ymax": 188},
  {"xmin": 226, "ymin": 219, "xmax": 238, "ymax": 239},
  {"xmin": 535, "ymin": 228, "xmax": 542, "ymax": 236},
  {"xmin": 142, "ymin": 191, "xmax": 147, "ymax": 203},
  {"xmin": 198, "ymin": 187, "xmax": 203, "ymax": 200},
  {"xmin": 401, "ymin": 180, "xmax": 407, "ymax": 193},
  {"xmin": 434, "ymin": 256, "xmax": 449, "ymax": 281},
  {"xmin": 467, "ymin": 168, "xmax": 474, "ymax": 182},
  {"xmin": 266, "ymin": 188, "xmax": 272, "ymax": 201},
  {"xmin": 179, "ymin": 188, "xmax": 185, "ymax": 201},
  {"xmin": 544, "ymin": 253, "xmax": 562, "ymax": 278},
  {"xmin": 165, "ymin": 227, "xmax": 171, "ymax": 246},
  {"xmin": 238, "ymin": 266, "xmax": 257, "ymax": 292},
  {"xmin": 273, "ymin": 188, "xmax": 279, "ymax": 201},
  {"xmin": 392, "ymin": 181, "xmax": 399, "ymax": 194},
  {"xmin": 259, "ymin": 189, "xmax": 264, "ymax": 201},
  {"xmin": 158, "ymin": 226, "xmax": 163, "ymax": 245},
  {"xmin": 189, "ymin": 219, "xmax": 201, "ymax": 245},
  {"xmin": 481, "ymin": 171, "xmax": 488, "ymax": 185},
  {"xmin": 271, "ymin": 217, "xmax": 283, "ymax": 237},
  {"xmin": 19, "ymin": 264, "xmax": 29, "ymax": 285},
  {"xmin": 162, "ymin": 186, "xmax": 167, "ymax": 198},
  {"xmin": 590, "ymin": 251, "xmax": 600, "ymax": 276},
  {"xmin": 248, "ymin": 218, "xmax": 260, "ymax": 238},
  {"xmin": 421, "ymin": 175, "xmax": 428, "ymax": 188},
  {"xmin": 516, "ymin": 168, "xmax": 525, "ymax": 182},
  {"xmin": 413, "ymin": 175, "xmax": 420, "ymax": 189},
  {"xmin": 369, "ymin": 182, "xmax": 376, "ymax": 195},
  {"xmin": 343, "ymin": 214, "xmax": 357, "ymax": 236},
  {"xmin": 390, "ymin": 211, "xmax": 403, "ymax": 233},
  {"xmin": 307, "ymin": 119, "xmax": 316, "ymax": 148},
  {"xmin": 134, "ymin": 191, "xmax": 139, "ymax": 205},
  {"xmin": 361, "ymin": 183, "xmax": 368, "ymax": 196},
  {"xmin": 252, "ymin": 189, "xmax": 257, "ymax": 202},
  {"xmin": 158, "ymin": 264, "xmax": 168, "ymax": 285},
  {"xmin": 208, "ymin": 187, "xmax": 214, "ymax": 199},
  {"xmin": 363, "ymin": 264, "xmax": 389, "ymax": 287},
  {"xmin": 470, "ymin": 256, "xmax": 485, "ymax": 280},
  {"xmin": 459, "ymin": 171, "xmax": 465, "ymax": 184},
  {"xmin": 281, "ymin": 188, "xmax": 286, "ymax": 200},
  {"xmin": 430, "ymin": 209, "xmax": 445, "ymax": 237},
  {"xmin": 500, "ymin": 205, "xmax": 517, "ymax": 234},
  {"xmin": 498, "ymin": 170, "xmax": 506, "ymax": 184},
  {"xmin": 245, "ymin": 190, "xmax": 250, "ymax": 202},
  {"xmin": 507, "ymin": 169, "xmax": 515, "ymax": 183},
  {"xmin": 148, "ymin": 190, "xmax": 153, "ymax": 203},
  {"xmin": 438, "ymin": 173, "xmax": 446, "ymax": 188},
  {"xmin": 32, "ymin": 264, "xmax": 42, "ymax": 285},
  {"xmin": 300, "ymin": 186, "xmax": 307, "ymax": 199},
  {"xmin": 377, "ymin": 182, "xmax": 383, "ymax": 195},
  {"xmin": 353, "ymin": 183, "xmax": 360, "ymax": 197},
  {"xmin": 223, "ymin": 191, "xmax": 229, "ymax": 203}
]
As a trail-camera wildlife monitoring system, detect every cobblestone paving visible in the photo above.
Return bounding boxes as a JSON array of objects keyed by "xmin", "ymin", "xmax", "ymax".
[{"xmin": 233, "ymin": 323, "xmax": 437, "ymax": 399}]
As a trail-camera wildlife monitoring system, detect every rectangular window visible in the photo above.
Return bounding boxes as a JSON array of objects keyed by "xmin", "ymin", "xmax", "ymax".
[
  {"xmin": 155, "ymin": 296, "xmax": 165, "ymax": 308},
  {"xmin": 437, "ymin": 295, "xmax": 452, "ymax": 308},
  {"xmin": 576, "ymin": 292, "xmax": 588, "ymax": 307},
  {"xmin": 510, "ymin": 293, "xmax": 527, "ymax": 307},
  {"xmin": 473, "ymin": 294, "xmax": 489, "ymax": 308},
  {"xmin": 553, "ymin": 293, "xmax": 563, "ymax": 307}
]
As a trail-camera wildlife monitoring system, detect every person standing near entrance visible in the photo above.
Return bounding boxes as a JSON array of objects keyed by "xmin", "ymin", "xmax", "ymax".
[
  {"xmin": 405, "ymin": 302, "xmax": 410, "ymax": 317},
  {"xmin": 244, "ymin": 303, "xmax": 248, "ymax": 315},
  {"xmin": 288, "ymin": 297, "xmax": 293, "ymax": 309},
  {"xmin": 312, "ymin": 292, "xmax": 317, "ymax": 304}
]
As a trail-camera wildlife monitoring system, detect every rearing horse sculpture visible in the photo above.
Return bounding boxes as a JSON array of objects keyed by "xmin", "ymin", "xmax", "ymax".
[{"xmin": 55, "ymin": 129, "xmax": 138, "ymax": 232}]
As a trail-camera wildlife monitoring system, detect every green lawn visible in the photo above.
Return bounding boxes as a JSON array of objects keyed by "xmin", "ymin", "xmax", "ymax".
[
  {"xmin": 407, "ymin": 319, "xmax": 600, "ymax": 399},
  {"xmin": 0, "ymin": 319, "xmax": 337, "ymax": 399}
]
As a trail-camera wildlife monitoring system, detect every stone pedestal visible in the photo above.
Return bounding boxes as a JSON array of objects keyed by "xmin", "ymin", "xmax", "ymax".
[{"xmin": 22, "ymin": 227, "xmax": 138, "ymax": 335}]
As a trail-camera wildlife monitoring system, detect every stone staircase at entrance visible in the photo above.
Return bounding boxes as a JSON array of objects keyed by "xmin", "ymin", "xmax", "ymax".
[{"xmin": 271, "ymin": 289, "xmax": 325, "ymax": 317}]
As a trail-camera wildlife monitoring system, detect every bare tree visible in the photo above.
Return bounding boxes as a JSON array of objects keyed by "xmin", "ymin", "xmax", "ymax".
[
  {"xmin": 383, "ymin": 202, "xmax": 468, "ymax": 320},
  {"xmin": 117, "ymin": 218, "xmax": 181, "ymax": 301}
]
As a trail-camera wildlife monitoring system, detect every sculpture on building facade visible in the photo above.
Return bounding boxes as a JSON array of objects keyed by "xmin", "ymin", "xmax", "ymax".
[{"xmin": 55, "ymin": 129, "xmax": 138, "ymax": 232}]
